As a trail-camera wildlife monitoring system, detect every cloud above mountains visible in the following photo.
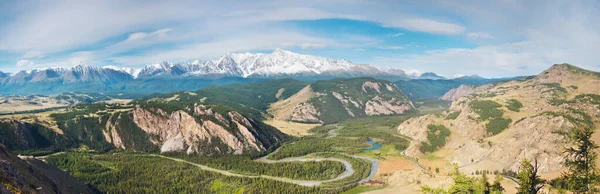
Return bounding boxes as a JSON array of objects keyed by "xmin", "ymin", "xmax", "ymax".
[{"xmin": 0, "ymin": 0, "xmax": 598, "ymax": 78}]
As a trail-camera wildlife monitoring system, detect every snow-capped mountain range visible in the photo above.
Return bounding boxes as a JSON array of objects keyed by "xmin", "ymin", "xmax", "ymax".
[
  {"xmin": 0, "ymin": 65, "xmax": 133, "ymax": 86},
  {"xmin": 135, "ymin": 49, "xmax": 404, "ymax": 78},
  {"xmin": 0, "ymin": 49, "xmax": 464, "ymax": 87}
]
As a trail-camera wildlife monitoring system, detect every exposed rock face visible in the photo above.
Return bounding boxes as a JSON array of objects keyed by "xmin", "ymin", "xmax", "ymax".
[
  {"xmin": 441, "ymin": 84, "xmax": 494, "ymax": 101},
  {"xmin": 399, "ymin": 64, "xmax": 600, "ymax": 174},
  {"xmin": 269, "ymin": 85, "xmax": 322, "ymax": 122},
  {"xmin": 365, "ymin": 96, "xmax": 413, "ymax": 116},
  {"xmin": 104, "ymin": 114, "xmax": 125, "ymax": 149},
  {"xmin": 290, "ymin": 102, "xmax": 322, "ymax": 123},
  {"xmin": 129, "ymin": 106, "xmax": 267, "ymax": 155},
  {"xmin": 362, "ymin": 81, "xmax": 382, "ymax": 93}
]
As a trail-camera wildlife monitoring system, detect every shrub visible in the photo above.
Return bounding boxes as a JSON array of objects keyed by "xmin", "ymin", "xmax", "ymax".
[
  {"xmin": 419, "ymin": 124, "xmax": 451, "ymax": 153},
  {"xmin": 486, "ymin": 118, "xmax": 512, "ymax": 135},
  {"xmin": 445, "ymin": 111, "xmax": 461, "ymax": 120},
  {"xmin": 506, "ymin": 99, "xmax": 523, "ymax": 112},
  {"xmin": 470, "ymin": 100, "xmax": 503, "ymax": 120}
]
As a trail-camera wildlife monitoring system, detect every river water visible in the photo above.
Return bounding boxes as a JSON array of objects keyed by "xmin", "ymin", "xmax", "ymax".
[{"xmin": 363, "ymin": 139, "xmax": 382, "ymax": 152}]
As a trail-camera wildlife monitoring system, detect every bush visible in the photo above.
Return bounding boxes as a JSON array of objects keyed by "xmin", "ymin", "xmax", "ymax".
[
  {"xmin": 486, "ymin": 118, "xmax": 512, "ymax": 135},
  {"xmin": 470, "ymin": 100, "xmax": 503, "ymax": 120},
  {"xmin": 445, "ymin": 111, "xmax": 461, "ymax": 120},
  {"xmin": 419, "ymin": 124, "xmax": 451, "ymax": 153},
  {"xmin": 506, "ymin": 99, "xmax": 523, "ymax": 112}
]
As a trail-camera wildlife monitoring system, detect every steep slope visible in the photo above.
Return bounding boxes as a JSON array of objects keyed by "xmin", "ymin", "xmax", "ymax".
[
  {"xmin": 1, "ymin": 91, "xmax": 291, "ymax": 156},
  {"xmin": 140, "ymin": 78, "xmax": 309, "ymax": 118},
  {"xmin": 398, "ymin": 63, "xmax": 600, "ymax": 175},
  {"xmin": 270, "ymin": 78, "xmax": 414, "ymax": 124},
  {"xmin": 49, "ymin": 102, "xmax": 289, "ymax": 155},
  {"xmin": 0, "ymin": 71, "xmax": 8, "ymax": 84},
  {"xmin": 0, "ymin": 121, "xmax": 72, "ymax": 153},
  {"xmin": 0, "ymin": 144, "xmax": 94, "ymax": 194}
]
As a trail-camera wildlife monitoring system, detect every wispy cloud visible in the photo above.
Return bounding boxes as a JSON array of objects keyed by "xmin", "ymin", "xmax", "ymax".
[
  {"xmin": 111, "ymin": 30, "xmax": 331, "ymax": 65},
  {"xmin": 378, "ymin": 46, "xmax": 403, "ymax": 50},
  {"xmin": 0, "ymin": 0, "xmax": 598, "ymax": 77},
  {"xmin": 467, "ymin": 32, "xmax": 494, "ymax": 39},
  {"xmin": 384, "ymin": 19, "xmax": 464, "ymax": 35},
  {"xmin": 16, "ymin": 60, "xmax": 35, "ymax": 67},
  {"xmin": 22, "ymin": 51, "xmax": 46, "ymax": 59}
]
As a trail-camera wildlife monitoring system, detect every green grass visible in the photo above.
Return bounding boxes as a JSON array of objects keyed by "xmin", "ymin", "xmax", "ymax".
[{"xmin": 356, "ymin": 144, "xmax": 401, "ymax": 159}]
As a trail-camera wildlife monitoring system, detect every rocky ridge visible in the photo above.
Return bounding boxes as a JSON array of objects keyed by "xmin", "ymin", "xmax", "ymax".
[
  {"xmin": 398, "ymin": 64, "xmax": 600, "ymax": 174},
  {"xmin": 270, "ymin": 78, "xmax": 414, "ymax": 124}
]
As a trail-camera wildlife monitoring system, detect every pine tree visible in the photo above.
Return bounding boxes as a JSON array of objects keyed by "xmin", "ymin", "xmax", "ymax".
[
  {"xmin": 516, "ymin": 158, "xmax": 545, "ymax": 194},
  {"xmin": 564, "ymin": 127, "xmax": 600, "ymax": 193},
  {"xmin": 491, "ymin": 174, "xmax": 505, "ymax": 194},
  {"xmin": 480, "ymin": 170, "xmax": 492, "ymax": 194}
]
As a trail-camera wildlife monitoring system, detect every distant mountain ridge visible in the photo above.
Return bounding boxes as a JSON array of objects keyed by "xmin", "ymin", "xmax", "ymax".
[
  {"xmin": 418, "ymin": 72, "xmax": 446, "ymax": 80},
  {"xmin": 136, "ymin": 49, "xmax": 407, "ymax": 79},
  {"xmin": 3, "ymin": 65, "xmax": 133, "ymax": 86},
  {"xmin": 0, "ymin": 49, "xmax": 502, "ymax": 96}
]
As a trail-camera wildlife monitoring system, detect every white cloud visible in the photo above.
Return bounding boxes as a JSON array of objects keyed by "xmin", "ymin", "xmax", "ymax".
[
  {"xmin": 22, "ymin": 51, "xmax": 46, "ymax": 59},
  {"xmin": 222, "ymin": 7, "xmax": 362, "ymax": 22},
  {"xmin": 378, "ymin": 46, "xmax": 403, "ymax": 50},
  {"xmin": 467, "ymin": 32, "xmax": 494, "ymax": 39},
  {"xmin": 125, "ymin": 28, "xmax": 172, "ymax": 42},
  {"xmin": 384, "ymin": 19, "xmax": 465, "ymax": 35},
  {"xmin": 451, "ymin": 74, "xmax": 465, "ymax": 79},
  {"xmin": 391, "ymin": 33, "xmax": 404, "ymax": 37},
  {"xmin": 112, "ymin": 30, "xmax": 331, "ymax": 65},
  {"xmin": 67, "ymin": 51, "xmax": 96, "ymax": 66},
  {"xmin": 299, "ymin": 43, "xmax": 326, "ymax": 49},
  {"xmin": 16, "ymin": 60, "xmax": 35, "ymax": 67}
]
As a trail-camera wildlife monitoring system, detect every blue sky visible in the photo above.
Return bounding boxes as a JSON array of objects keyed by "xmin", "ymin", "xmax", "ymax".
[{"xmin": 0, "ymin": 0, "xmax": 598, "ymax": 78}]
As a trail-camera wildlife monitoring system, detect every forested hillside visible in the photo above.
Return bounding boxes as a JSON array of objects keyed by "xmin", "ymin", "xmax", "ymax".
[{"xmin": 271, "ymin": 77, "xmax": 414, "ymax": 124}]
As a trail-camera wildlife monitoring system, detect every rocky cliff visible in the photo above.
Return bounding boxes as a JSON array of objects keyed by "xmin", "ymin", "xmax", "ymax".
[
  {"xmin": 97, "ymin": 104, "xmax": 288, "ymax": 155},
  {"xmin": 399, "ymin": 63, "xmax": 600, "ymax": 174}
]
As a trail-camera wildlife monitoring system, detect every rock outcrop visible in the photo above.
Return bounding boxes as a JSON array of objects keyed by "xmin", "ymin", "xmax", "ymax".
[
  {"xmin": 441, "ymin": 84, "xmax": 494, "ymax": 101},
  {"xmin": 98, "ymin": 105, "xmax": 281, "ymax": 155}
]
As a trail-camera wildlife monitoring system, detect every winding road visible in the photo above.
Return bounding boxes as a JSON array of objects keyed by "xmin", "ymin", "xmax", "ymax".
[
  {"xmin": 36, "ymin": 124, "xmax": 380, "ymax": 187},
  {"xmin": 153, "ymin": 152, "xmax": 378, "ymax": 187}
]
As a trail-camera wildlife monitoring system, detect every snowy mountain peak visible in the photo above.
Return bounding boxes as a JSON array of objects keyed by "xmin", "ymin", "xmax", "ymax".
[
  {"xmin": 272, "ymin": 48, "xmax": 294, "ymax": 56},
  {"xmin": 136, "ymin": 49, "xmax": 408, "ymax": 79}
]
